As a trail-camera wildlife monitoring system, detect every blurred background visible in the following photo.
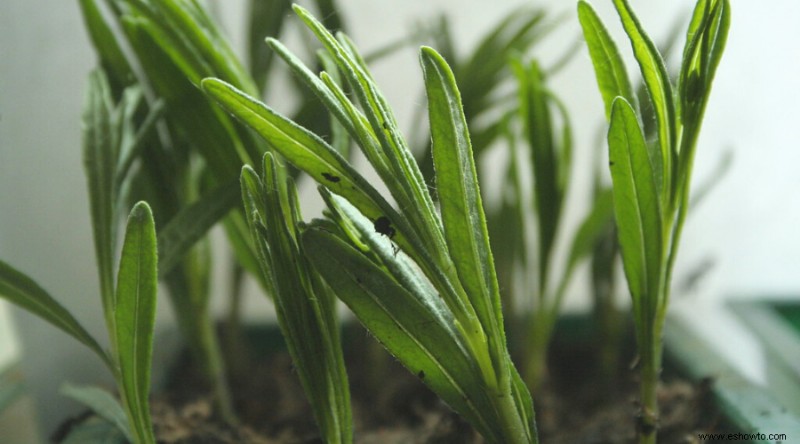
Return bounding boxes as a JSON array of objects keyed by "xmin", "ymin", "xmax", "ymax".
[{"xmin": 1, "ymin": 0, "xmax": 799, "ymax": 441}]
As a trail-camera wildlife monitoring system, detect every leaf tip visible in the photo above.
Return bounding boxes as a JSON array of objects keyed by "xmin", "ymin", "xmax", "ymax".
[{"xmin": 129, "ymin": 201, "xmax": 153, "ymax": 222}]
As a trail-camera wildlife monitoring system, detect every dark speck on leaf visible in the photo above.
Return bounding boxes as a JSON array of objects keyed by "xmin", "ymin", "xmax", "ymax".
[
  {"xmin": 609, "ymin": 160, "xmax": 615, "ymax": 167},
  {"xmin": 418, "ymin": 370, "xmax": 425, "ymax": 380},
  {"xmin": 322, "ymin": 172, "xmax": 341, "ymax": 183},
  {"xmin": 373, "ymin": 216, "xmax": 395, "ymax": 239}
]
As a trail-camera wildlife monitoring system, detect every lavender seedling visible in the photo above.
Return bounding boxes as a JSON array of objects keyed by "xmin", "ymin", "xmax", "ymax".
[{"xmin": 578, "ymin": 0, "xmax": 730, "ymax": 441}]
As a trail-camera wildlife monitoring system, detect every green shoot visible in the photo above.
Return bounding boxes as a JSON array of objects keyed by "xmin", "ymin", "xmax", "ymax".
[
  {"xmin": 0, "ymin": 202, "xmax": 159, "ymax": 444},
  {"xmin": 502, "ymin": 55, "xmax": 614, "ymax": 389},
  {"xmin": 579, "ymin": 0, "xmax": 731, "ymax": 441},
  {"xmin": 202, "ymin": 6, "xmax": 537, "ymax": 442},
  {"xmin": 241, "ymin": 154, "xmax": 352, "ymax": 443}
]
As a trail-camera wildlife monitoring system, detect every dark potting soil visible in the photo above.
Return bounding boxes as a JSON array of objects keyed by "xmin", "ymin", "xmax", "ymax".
[{"xmin": 139, "ymin": 328, "xmax": 725, "ymax": 444}]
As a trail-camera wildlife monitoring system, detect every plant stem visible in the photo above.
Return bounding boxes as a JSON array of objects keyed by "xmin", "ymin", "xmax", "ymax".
[
  {"xmin": 165, "ymin": 271, "xmax": 237, "ymax": 423},
  {"xmin": 637, "ymin": 320, "xmax": 663, "ymax": 444},
  {"xmin": 493, "ymin": 382, "xmax": 535, "ymax": 444},
  {"xmin": 524, "ymin": 309, "xmax": 552, "ymax": 390},
  {"xmin": 196, "ymin": 312, "xmax": 237, "ymax": 424}
]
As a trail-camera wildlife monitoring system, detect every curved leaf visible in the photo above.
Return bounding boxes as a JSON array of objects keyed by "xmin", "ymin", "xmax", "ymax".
[
  {"xmin": 612, "ymin": 0, "xmax": 675, "ymax": 198},
  {"xmin": 157, "ymin": 179, "xmax": 240, "ymax": 276},
  {"xmin": 607, "ymin": 98, "xmax": 663, "ymax": 314},
  {"xmin": 114, "ymin": 202, "xmax": 158, "ymax": 444},
  {"xmin": 243, "ymin": 155, "xmax": 353, "ymax": 443},
  {"xmin": 202, "ymin": 78, "xmax": 386, "ymax": 224},
  {"xmin": 420, "ymin": 46, "xmax": 504, "ymax": 369},
  {"xmin": 577, "ymin": 1, "xmax": 638, "ymax": 119},
  {"xmin": 0, "ymin": 261, "xmax": 110, "ymax": 369},
  {"xmin": 61, "ymin": 383, "xmax": 132, "ymax": 442},
  {"xmin": 301, "ymin": 226, "xmax": 506, "ymax": 443},
  {"xmin": 83, "ymin": 69, "xmax": 120, "ymax": 310}
]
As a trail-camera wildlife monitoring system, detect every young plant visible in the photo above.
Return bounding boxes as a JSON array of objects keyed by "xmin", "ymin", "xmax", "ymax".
[
  {"xmin": 578, "ymin": 0, "xmax": 730, "ymax": 441},
  {"xmin": 1, "ymin": 202, "xmax": 159, "ymax": 444},
  {"xmin": 510, "ymin": 57, "xmax": 616, "ymax": 389},
  {"xmin": 202, "ymin": 5, "xmax": 537, "ymax": 443},
  {"xmin": 0, "ymin": 67, "xmax": 169, "ymax": 442},
  {"xmin": 240, "ymin": 153, "xmax": 353, "ymax": 443},
  {"xmin": 76, "ymin": 0, "xmax": 350, "ymax": 420},
  {"xmin": 1, "ymin": 206, "xmax": 157, "ymax": 444}
]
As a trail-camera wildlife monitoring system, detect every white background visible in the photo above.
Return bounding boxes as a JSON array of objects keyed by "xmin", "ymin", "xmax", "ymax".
[{"xmin": 2, "ymin": 0, "xmax": 799, "ymax": 439}]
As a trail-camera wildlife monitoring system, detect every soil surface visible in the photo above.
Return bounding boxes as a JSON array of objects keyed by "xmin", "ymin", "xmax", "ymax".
[{"xmin": 56, "ymin": 326, "xmax": 730, "ymax": 443}]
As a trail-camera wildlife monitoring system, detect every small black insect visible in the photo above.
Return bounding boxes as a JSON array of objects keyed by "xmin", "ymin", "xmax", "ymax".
[
  {"xmin": 609, "ymin": 160, "xmax": 616, "ymax": 167},
  {"xmin": 373, "ymin": 216, "xmax": 395, "ymax": 239},
  {"xmin": 322, "ymin": 172, "xmax": 341, "ymax": 183},
  {"xmin": 417, "ymin": 370, "xmax": 425, "ymax": 380}
]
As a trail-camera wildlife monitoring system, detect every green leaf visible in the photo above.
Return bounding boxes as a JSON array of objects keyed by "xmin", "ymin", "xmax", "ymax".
[
  {"xmin": 266, "ymin": 38, "xmax": 360, "ymax": 145},
  {"xmin": 612, "ymin": 0, "xmax": 676, "ymax": 199},
  {"xmin": 292, "ymin": 5, "xmax": 446, "ymax": 259},
  {"xmin": 83, "ymin": 69, "xmax": 120, "ymax": 310},
  {"xmin": 677, "ymin": 0, "xmax": 730, "ymax": 163},
  {"xmin": 247, "ymin": 0, "xmax": 291, "ymax": 91},
  {"xmin": 313, "ymin": 0, "xmax": 346, "ymax": 32},
  {"xmin": 60, "ymin": 415, "xmax": 128, "ymax": 444},
  {"xmin": 577, "ymin": 0, "xmax": 638, "ymax": 119},
  {"xmin": 564, "ymin": 189, "xmax": 615, "ymax": 277},
  {"xmin": 201, "ymin": 78, "xmax": 394, "ymax": 238},
  {"xmin": 60, "ymin": 383, "xmax": 132, "ymax": 442},
  {"xmin": 116, "ymin": 96, "xmax": 165, "ymax": 187},
  {"xmin": 121, "ymin": 20, "xmax": 244, "ymax": 179},
  {"xmin": 114, "ymin": 202, "xmax": 158, "ymax": 444},
  {"xmin": 301, "ymin": 226, "xmax": 507, "ymax": 443},
  {"xmin": 0, "ymin": 261, "xmax": 110, "ymax": 369},
  {"xmin": 138, "ymin": 0, "xmax": 256, "ymax": 94},
  {"xmin": 244, "ymin": 155, "xmax": 353, "ymax": 443},
  {"xmin": 321, "ymin": 191, "xmax": 438, "ymax": 310},
  {"xmin": 77, "ymin": 0, "xmax": 134, "ymax": 93},
  {"xmin": 420, "ymin": 46, "xmax": 504, "ymax": 365},
  {"xmin": 607, "ymin": 98, "xmax": 663, "ymax": 315},
  {"xmin": 319, "ymin": 52, "xmax": 351, "ymax": 159},
  {"xmin": 157, "ymin": 179, "xmax": 240, "ymax": 276},
  {"xmin": 459, "ymin": 6, "xmax": 547, "ymax": 118},
  {"xmin": 702, "ymin": 1, "xmax": 731, "ymax": 89},
  {"xmin": 512, "ymin": 58, "xmax": 564, "ymax": 296}
]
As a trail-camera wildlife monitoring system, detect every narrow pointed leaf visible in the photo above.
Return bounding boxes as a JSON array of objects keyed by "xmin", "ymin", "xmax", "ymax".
[
  {"xmin": 77, "ymin": 0, "xmax": 134, "ymax": 92},
  {"xmin": 158, "ymin": 179, "xmax": 240, "ymax": 276},
  {"xmin": 266, "ymin": 38, "xmax": 360, "ymax": 143},
  {"xmin": 421, "ymin": 47, "xmax": 503, "ymax": 351},
  {"xmin": 83, "ymin": 69, "xmax": 119, "ymax": 310},
  {"xmin": 301, "ymin": 227, "xmax": 506, "ymax": 443},
  {"xmin": 247, "ymin": 0, "xmax": 291, "ymax": 90},
  {"xmin": 564, "ymin": 189, "xmax": 615, "ymax": 276},
  {"xmin": 60, "ymin": 383, "xmax": 132, "ymax": 442},
  {"xmin": 577, "ymin": 1, "xmax": 638, "ymax": 119},
  {"xmin": 613, "ymin": 0, "xmax": 675, "ymax": 196},
  {"xmin": 114, "ymin": 202, "xmax": 158, "ymax": 444},
  {"xmin": 292, "ymin": 5, "xmax": 445, "ymax": 257},
  {"xmin": 250, "ymin": 154, "xmax": 352, "ymax": 443},
  {"xmin": 703, "ymin": 1, "xmax": 731, "ymax": 88},
  {"xmin": 607, "ymin": 98, "xmax": 662, "ymax": 309},
  {"xmin": 202, "ymin": 78, "xmax": 385, "ymax": 222},
  {"xmin": 513, "ymin": 58, "xmax": 562, "ymax": 294},
  {"xmin": 0, "ymin": 261, "xmax": 110, "ymax": 368},
  {"xmin": 60, "ymin": 416, "xmax": 127, "ymax": 444}
]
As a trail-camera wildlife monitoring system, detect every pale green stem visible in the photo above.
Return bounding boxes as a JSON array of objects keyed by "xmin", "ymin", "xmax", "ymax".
[{"xmin": 492, "ymin": 382, "xmax": 535, "ymax": 444}]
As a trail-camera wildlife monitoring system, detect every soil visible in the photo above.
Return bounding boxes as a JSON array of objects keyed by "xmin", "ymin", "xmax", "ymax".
[{"xmin": 56, "ymin": 325, "xmax": 730, "ymax": 443}]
